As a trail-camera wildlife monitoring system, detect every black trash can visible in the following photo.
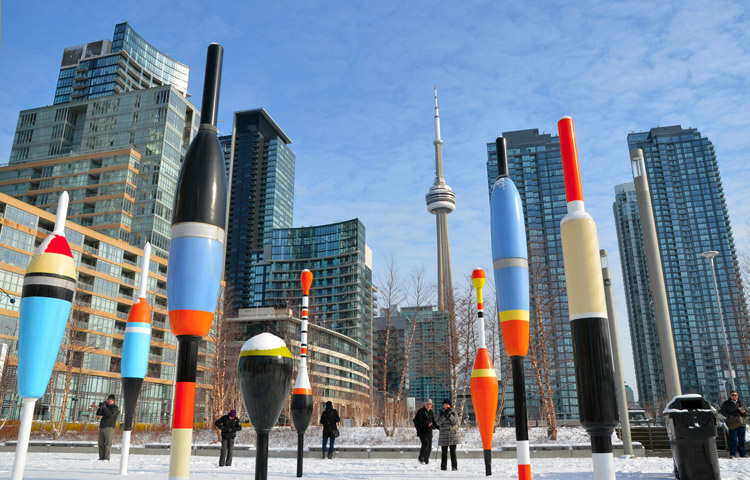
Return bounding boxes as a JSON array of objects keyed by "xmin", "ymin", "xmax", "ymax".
[{"xmin": 663, "ymin": 394, "xmax": 721, "ymax": 480}]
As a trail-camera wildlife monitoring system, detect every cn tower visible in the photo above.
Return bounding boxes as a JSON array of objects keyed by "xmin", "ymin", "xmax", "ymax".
[{"xmin": 425, "ymin": 85, "xmax": 456, "ymax": 311}]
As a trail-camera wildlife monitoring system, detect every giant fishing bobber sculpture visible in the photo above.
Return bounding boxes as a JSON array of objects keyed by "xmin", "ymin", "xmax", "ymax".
[
  {"xmin": 239, "ymin": 333, "xmax": 294, "ymax": 480},
  {"xmin": 167, "ymin": 42, "xmax": 227, "ymax": 480},
  {"xmin": 11, "ymin": 191, "xmax": 77, "ymax": 480},
  {"xmin": 291, "ymin": 269, "xmax": 314, "ymax": 477},
  {"xmin": 119, "ymin": 242, "xmax": 152, "ymax": 475},
  {"xmin": 490, "ymin": 137, "xmax": 532, "ymax": 480},
  {"xmin": 470, "ymin": 268, "xmax": 498, "ymax": 476},
  {"xmin": 557, "ymin": 117, "xmax": 618, "ymax": 480}
]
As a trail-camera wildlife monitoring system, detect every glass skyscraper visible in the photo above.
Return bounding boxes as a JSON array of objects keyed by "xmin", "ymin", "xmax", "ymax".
[
  {"xmin": 374, "ymin": 305, "xmax": 452, "ymax": 405},
  {"xmin": 248, "ymin": 219, "xmax": 375, "ymax": 379},
  {"xmin": 55, "ymin": 22, "xmax": 189, "ymax": 105},
  {"xmin": 220, "ymin": 109, "xmax": 295, "ymax": 309},
  {"xmin": 613, "ymin": 182, "xmax": 666, "ymax": 408},
  {"xmin": 615, "ymin": 126, "xmax": 748, "ymax": 408},
  {"xmin": 486, "ymin": 129, "xmax": 579, "ymax": 421},
  {"xmin": 0, "ymin": 192, "xmax": 188, "ymax": 424},
  {"xmin": 1, "ymin": 85, "xmax": 200, "ymax": 258}
]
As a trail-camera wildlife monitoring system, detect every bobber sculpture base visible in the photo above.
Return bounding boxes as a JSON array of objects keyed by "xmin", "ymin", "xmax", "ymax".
[
  {"xmin": 11, "ymin": 397, "xmax": 37, "ymax": 480},
  {"xmin": 483, "ymin": 449, "xmax": 492, "ymax": 476},
  {"xmin": 119, "ymin": 430, "xmax": 131, "ymax": 475},
  {"xmin": 290, "ymin": 391, "xmax": 313, "ymax": 477},
  {"xmin": 591, "ymin": 436, "xmax": 615, "ymax": 479},
  {"xmin": 511, "ymin": 356, "xmax": 531, "ymax": 480},
  {"xmin": 256, "ymin": 432, "xmax": 270, "ymax": 480},
  {"xmin": 297, "ymin": 433, "xmax": 304, "ymax": 477}
]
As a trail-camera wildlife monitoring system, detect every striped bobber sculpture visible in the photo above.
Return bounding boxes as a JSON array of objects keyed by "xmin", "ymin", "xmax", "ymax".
[
  {"xmin": 290, "ymin": 269, "xmax": 314, "ymax": 477},
  {"xmin": 167, "ymin": 42, "xmax": 227, "ymax": 480},
  {"xmin": 11, "ymin": 192, "xmax": 77, "ymax": 480},
  {"xmin": 470, "ymin": 268, "xmax": 499, "ymax": 476},
  {"xmin": 490, "ymin": 137, "xmax": 532, "ymax": 480},
  {"xmin": 557, "ymin": 117, "xmax": 618, "ymax": 480},
  {"xmin": 119, "ymin": 242, "xmax": 152, "ymax": 475}
]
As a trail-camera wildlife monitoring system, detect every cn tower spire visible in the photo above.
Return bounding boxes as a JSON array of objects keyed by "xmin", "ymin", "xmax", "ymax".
[
  {"xmin": 426, "ymin": 85, "xmax": 456, "ymax": 312},
  {"xmin": 433, "ymin": 85, "xmax": 444, "ymax": 181}
]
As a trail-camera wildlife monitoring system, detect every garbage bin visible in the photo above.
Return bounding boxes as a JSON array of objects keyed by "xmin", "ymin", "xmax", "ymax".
[{"xmin": 663, "ymin": 394, "xmax": 721, "ymax": 480}]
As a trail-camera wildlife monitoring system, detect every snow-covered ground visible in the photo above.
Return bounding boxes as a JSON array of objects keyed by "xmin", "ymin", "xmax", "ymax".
[
  {"xmin": 7, "ymin": 427, "xmax": 747, "ymax": 479},
  {"xmin": 2, "ymin": 452, "xmax": 750, "ymax": 479},
  {"xmin": 130, "ymin": 426, "xmax": 599, "ymax": 448}
]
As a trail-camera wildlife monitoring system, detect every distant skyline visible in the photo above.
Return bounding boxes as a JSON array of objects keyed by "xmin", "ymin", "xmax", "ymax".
[{"xmin": 2, "ymin": 1, "xmax": 750, "ymax": 399}]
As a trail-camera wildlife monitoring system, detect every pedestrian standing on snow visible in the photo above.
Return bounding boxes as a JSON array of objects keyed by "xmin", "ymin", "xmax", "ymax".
[
  {"xmin": 96, "ymin": 394, "xmax": 120, "ymax": 461},
  {"xmin": 720, "ymin": 390, "xmax": 747, "ymax": 458},
  {"xmin": 320, "ymin": 400, "xmax": 340, "ymax": 459},
  {"xmin": 413, "ymin": 399, "xmax": 438, "ymax": 464},
  {"xmin": 436, "ymin": 398, "xmax": 459, "ymax": 471},
  {"xmin": 214, "ymin": 409, "xmax": 243, "ymax": 466}
]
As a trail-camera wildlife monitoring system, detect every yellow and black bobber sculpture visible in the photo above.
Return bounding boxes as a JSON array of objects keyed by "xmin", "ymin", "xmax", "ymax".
[
  {"xmin": 238, "ymin": 333, "xmax": 293, "ymax": 480},
  {"xmin": 558, "ymin": 117, "xmax": 618, "ymax": 480}
]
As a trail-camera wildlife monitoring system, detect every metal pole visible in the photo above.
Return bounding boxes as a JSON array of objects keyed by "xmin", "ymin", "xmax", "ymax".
[
  {"xmin": 629, "ymin": 149, "xmax": 682, "ymax": 401},
  {"xmin": 600, "ymin": 249, "xmax": 634, "ymax": 456},
  {"xmin": 702, "ymin": 251, "xmax": 735, "ymax": 392}
]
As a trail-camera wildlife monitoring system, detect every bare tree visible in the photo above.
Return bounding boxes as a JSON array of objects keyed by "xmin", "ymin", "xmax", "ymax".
[
  {"xmin": 0, "ymin": 324, "xmax": 19, "ymax": 432},
  {"xmin": 444, "ymin": 289, "xmax": 460, "ymax": 417},
  {"xmin": 47, "ymin": 290, "xmax": 93, "ymax": 438},
  {"xmin": 527, "ymin": 240, "xmax": 563, "ymax": 440},
  {"xmin": 496, "ymin": 361, "xmax": 511, "ymax": 429},
  {"xmin": 205, "ymin": 283, "xmax": 242, "ymax": 428},
  {"xmin": 483, "ymin": 278, "xmax": 511, "ymax": 430},
  {"xmin": 375, "ymin": 255, "xmax": 405, "ymax": 436},
  {"xmin": 384, "ymin": 267, "xmax": 431, "ymax": 434},
  {"xmin": 733, "ymin": 250, "xmax": 750, "ymax": 380},
  {"xmin": 454, "ymin": 278, "xmax": 478, "ymax": 424}
]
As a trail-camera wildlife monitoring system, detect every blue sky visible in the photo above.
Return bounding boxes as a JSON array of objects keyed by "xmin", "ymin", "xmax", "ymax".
[{"xmin": 2, "ymin": 0, "xmax": 750, "ymax": 399}]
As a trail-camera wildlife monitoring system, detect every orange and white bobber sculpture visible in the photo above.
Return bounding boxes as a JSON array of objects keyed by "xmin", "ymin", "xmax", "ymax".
[{"xmin": 470, "ymin": 268, "xmax": 499, "ymax": 476}]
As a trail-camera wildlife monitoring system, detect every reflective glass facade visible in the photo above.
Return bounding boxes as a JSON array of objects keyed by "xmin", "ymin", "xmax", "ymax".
[
  {"xmin": 374, "ymin": 305, "xmax": 452, "ymax": 405},
  {"xmin": 616, "ymin": 126, "xmax": 749, "ymax": 408},
  {"xmin": 487, "ymin": 129, "xmax": 579, "ymax": 421},
  {"xmin": 0, "ymin": 193, "xmax": 212, "ymax": 424},
  {"xmin": 2, "ymin": 86, "xmax": 200, "ymax": 258},
  {"xmin": 249, "ymin": 219, "xmax": 374, "ymax": 375},
  {"xmin": 613, "ymin": 182, "xmax": 666, "ymax": 408},
  {"xmin": 222, "ymin": 109, "xmax": 295, "ymax": 309},
  {"xmin": 54, "ymin": 22, "xmax": 189, "ymax": 105}
]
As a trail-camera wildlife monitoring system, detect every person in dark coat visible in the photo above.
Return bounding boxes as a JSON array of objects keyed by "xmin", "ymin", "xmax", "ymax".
[
  {"xmin": 320, "ymin": 401, "xmax": 340, "ymax": 459},
  {"xmin": 413, "ymin": 399, "xmax": 438, "ymax": 464},
  {"xmin": 214, "ymin": 409, "xmax": 243, "ymax": 466},
  {"xmin": 96, "ymin": 394, "xmax": 120, "ymax": 461},
  {"xmin": 436, "ymin": 398, "xmax": 459, "ymax": 471},
  {"xmin": 719, "ymin": 390, "xmax": 747, "ymax": 458}
]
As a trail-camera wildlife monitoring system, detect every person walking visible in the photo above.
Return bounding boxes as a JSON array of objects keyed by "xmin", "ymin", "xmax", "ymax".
[
  {"xmin": 214, "ymin": 409, "xmax": 243, "ymax": 466},
  {"xmin": 436, "ymin": 398, "xmax": 459, "ymax": 471},
  {"xmin": 96, "ymin": 394, "xmax": 120, "ymax": 461},
  {"xmin": 719, "ymin": 390, "xmax": 747, "ymax": 458},
  {"xmin": 320, "ymin": 401, "xmax": 340, "ymax": 459},
  {"xmin": 413, "ymin": 399, "xmax": 438, "ymax": 464}
]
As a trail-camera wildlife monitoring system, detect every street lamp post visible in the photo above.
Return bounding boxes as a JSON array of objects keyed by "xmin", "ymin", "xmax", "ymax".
[
  {"xmin": 600, "ymin": 250, "xmax": 634, "ymax": 456},
  {"xmin": 0, "ymin": 288, "xmax": 16, "ymax": 305},
  {"xmin": 630, "ymin": 149, "xmax": 681, "ymax": 401},
  {"xmin": 700, "ymin": 250, "xmax": 735, "ymax": 393}
]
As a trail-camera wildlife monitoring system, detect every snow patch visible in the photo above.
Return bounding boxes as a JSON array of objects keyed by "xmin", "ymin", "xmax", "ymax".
[{"xmin": 240, "ymin": 332, "xmax": 286, "ymax": 352}]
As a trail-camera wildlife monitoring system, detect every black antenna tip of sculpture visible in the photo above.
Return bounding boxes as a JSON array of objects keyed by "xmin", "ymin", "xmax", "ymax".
[
  {"xmin": 495, "ymin": 137, "xmax": 509, "ymax": 179},
  {"xmin": 200, "ymin": 43, "xmax": 224, "ymax": 128}
]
